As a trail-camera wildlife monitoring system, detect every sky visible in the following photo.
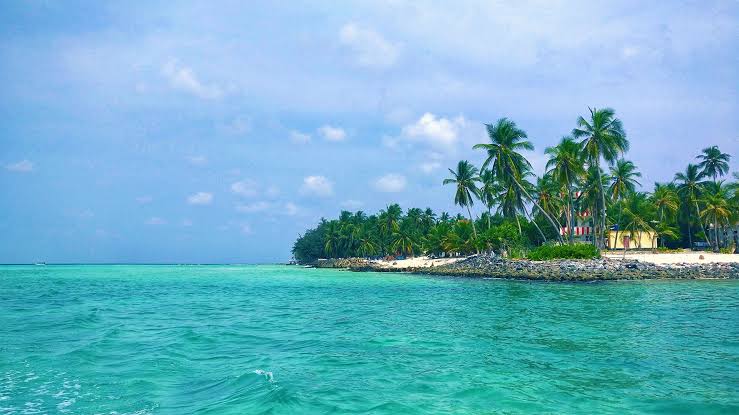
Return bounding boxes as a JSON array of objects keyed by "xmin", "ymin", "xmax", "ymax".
[{"xmin": 1, "ymin": 1, "xmax": 737, "ymax": 263}]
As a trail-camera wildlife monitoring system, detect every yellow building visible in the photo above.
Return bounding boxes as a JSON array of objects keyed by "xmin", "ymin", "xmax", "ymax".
[{"xmin": 607, "ymin": 230, "xmax": 657, "ymax": 250}]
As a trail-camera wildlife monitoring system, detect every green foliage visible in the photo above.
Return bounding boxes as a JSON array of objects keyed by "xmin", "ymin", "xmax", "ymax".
[
  {"xmin": 293, "ymin": 110, "xmax": 737, "ymax": 262},
  {"xmin": 527, "ymin": 244, "xmax": 601, "ymax": 261}
]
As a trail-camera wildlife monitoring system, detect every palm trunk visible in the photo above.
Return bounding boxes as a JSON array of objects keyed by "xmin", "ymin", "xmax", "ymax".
[
  {"xmin": 511, "ymin": 176, "xmax": 565, "ymax": 244},
  {"xmin": 566, "ymin": 172, "xmax": 575, "ymax": 244},
  {"xmin": 487, "ymin": 206, "xmax": 492, "ymax": 231},
  {"xmin": 714, "ymin": 217, "xmax": 719, "ymax": 252},
  {"xmin": 613, "ymin": 201, "xmax": 622, "ymax": 252},
  {"xmin": 524, "ymin": 208, "xmax": 547, "ymax": 243},
  {"xmin": 687, "ymin": 209, "xmax": 693, "ymax": 249},
  {"xmin": 515, "ymin": 215, "xmax": 522, "ymax": 235},
  {"xmin": 596, "ymin": 159, "xmax": 607, "ymax": 249},
  {"xmin": 694, "ymin": 201, "xmax": 711, "ymax": 245},
  {"xmin": 466, "ymin": 205, "xmax": 477, "ymax": 240}
]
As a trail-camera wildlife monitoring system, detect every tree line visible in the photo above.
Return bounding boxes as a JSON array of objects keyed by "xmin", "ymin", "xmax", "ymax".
[{"xmin": 293, "ymin": 108, "xmax": 736, "ymax": 263}]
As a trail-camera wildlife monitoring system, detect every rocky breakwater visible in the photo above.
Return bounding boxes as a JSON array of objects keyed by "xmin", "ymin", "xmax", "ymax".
[
  {"xmin": 313, "ymin": 258, "xmax": 371, "ymax": 269},
  {"xmin": 410, "ymin": 254, "xmax": 739, "ymax": 281}
]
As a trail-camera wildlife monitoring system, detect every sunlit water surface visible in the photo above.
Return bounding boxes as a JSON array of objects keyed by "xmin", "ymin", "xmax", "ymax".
[{"xmin": 1, "ymin": 265, "xmax": 737, "ymax": 414}]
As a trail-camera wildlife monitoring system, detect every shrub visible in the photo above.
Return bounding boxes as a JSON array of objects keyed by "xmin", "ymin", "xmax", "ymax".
[
  {"xmin": 527, "ymin": 243, "xmax": 601, "ymax": 261},
  {"xmin": 720, "ymin": 246, "xmax": 735, "ymax": 254}
]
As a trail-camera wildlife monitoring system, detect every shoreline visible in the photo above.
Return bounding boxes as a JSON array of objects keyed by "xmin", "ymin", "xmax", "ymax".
[{"xmin": 310, "ymin": 253, "xmax": 739, "ymax": 282}]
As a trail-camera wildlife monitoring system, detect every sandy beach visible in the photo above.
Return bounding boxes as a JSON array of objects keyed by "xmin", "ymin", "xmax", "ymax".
[{"xmin": 370, "ymin": 256, "xmax": 464, "ymax": 269}]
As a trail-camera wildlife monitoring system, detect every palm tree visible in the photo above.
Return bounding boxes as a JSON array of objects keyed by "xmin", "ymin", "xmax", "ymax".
[
  {"xmin": 609, "ymin": 159, "xmax": 641, "ymax": 249},
  {"xmin": 443, "ymin": 160, "xmax": 481, "ymax": 239},
  {"xmin": 650, "ymin": 183, "xmax": 679, "ymax": 247},
  {"xmin": 697, "ymin": 146, "xmax": 731, "ymax": 184},
  {"xmin": 356, "ymin": 225, "xmax": 378, "ymax": 257},
  {"xmin": 700, "ymin": 182, "xmax": 732, "ymax": 251},
  {"xmin": 572, "ymin": 107, "xmax": 628, "ymax": 248},
  {"xmin": 580, "ymin": 165, "xmax": 609, "ymax": 247},
  {"xmin": 675, "ymin": 164, "xmax": 710, "ymax": 247},
  {"xmin": 545, "ymin": 136, "xmax": 585, "ymax": 243},
  {"xmin": 473, "ymin": 118, "xmax": 564, "ymax": 243},
  {"xmin": 323, "ymin": 220, "xmax": 341, "ymax": 258},
  {"xmin": 391, "ymin": 222, "xmax": 418, "ymax": 256},
  {"xmin": 479, "ymin": 169, "xmax": 498, "ymax": 230},
  {"xmin": 622, "ymin": 192, "xmax": 656, "ymax": 256}
]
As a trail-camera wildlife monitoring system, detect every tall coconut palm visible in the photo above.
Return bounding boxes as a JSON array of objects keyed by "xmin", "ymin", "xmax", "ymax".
[
  {"xmin": 609, "ymin": 159, "xmax": 641, "ymax": 249},
  {"xmin": 697, "ymin": 146, "xmax": 731, "ymax": 184},
  {"xmin": 572, "ymin": 107, "xmax": 629, "ymax": 248},
  {"xmin": 580, "ymin": 165, "xmax": 609, "ymax": 246},
  {"xmin": 651, "ymin": 183, "xmax": 679, "ymax": 247},
  {"xmin": 443, "ymin": 160, "xmax": 481, "ymax": 239},
  {"xmin": 545, "ymin": 136, "xmax": 585, "ymax": 243},
  {"xmin": 675, "ymin": 164, "xmax": 710, "ymax": 247},
  {"xmin": 479, "ymin": 169, "xmax": 499, "ymax": 230},
  {"xmin": 700, "ymin": 182, "xmax": 732, "ymax": 251},
  {"xmin": 473, "ymin": 118, "xmax": 564, "ymax": 243}
]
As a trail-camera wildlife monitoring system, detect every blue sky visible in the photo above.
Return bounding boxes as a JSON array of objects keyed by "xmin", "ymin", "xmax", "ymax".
[{"xmin": 1, "ymin": 1, "xmax": 737, "ymax": 263}]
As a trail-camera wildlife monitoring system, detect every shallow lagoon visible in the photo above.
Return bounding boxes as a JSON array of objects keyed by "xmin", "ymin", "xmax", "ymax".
[{"xmin": 1, "ymin": 265, "xmax": 737, "ymax": 414}]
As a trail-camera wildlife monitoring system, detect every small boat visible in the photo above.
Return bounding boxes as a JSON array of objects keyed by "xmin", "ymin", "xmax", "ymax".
[{"xmin": 34, "ymin": 262, "xmax": 47, "ymax": 266}]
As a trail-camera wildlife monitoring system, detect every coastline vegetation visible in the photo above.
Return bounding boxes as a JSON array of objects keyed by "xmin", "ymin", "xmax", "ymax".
[{"xmin": 293, "ymin": 107, "xmax": 737, "ymax": 264}]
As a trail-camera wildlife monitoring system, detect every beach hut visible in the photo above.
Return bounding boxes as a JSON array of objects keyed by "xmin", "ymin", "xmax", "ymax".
[{"xmin": 606, "ymin": 229, "xmax": 657, "ymax": 250}]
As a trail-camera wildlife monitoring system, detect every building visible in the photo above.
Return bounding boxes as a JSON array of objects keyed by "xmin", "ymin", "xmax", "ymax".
[{"xmin": 606, "ymin": 230, "xmax": 657, "ymax": 250}]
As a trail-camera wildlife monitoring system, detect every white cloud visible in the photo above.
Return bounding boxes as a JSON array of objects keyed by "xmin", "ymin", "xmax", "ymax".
[
  {"xmin": 186, "ymin": 155, "xmax": 207, "ymax": 166},
  {"xmin": 236, "ymin": 201, "xmax": 271, "ymax": 213},
  {"xmin": 231, "ymin": 179, "xmax": 259, "ymax": 197},
  {"xmin": 289, "ymin": 130, "xmax": 311, "ymax": 144},
  {"xmin": 373, "ymin": 174, "xmax": 407, "ymax": 192},
  {"xmin": 284, "ymin": 202, "xmax": 299, "ymax": 216},
  {"xmin": 341, "ymin": 199, "xmax": 363, "ymax": 210},
  {"xmin": 339, "ymin": 23, "xmax": 400, "ymax": 68},
  {"xmin": 145, "ymin": 217, "xmax": 167, "ymax": 225},
  {"xmin": 187, "ymin": 192, "xmax": 213, "ymax": 205},
  {"xmin": 300, "ymin": 175, "xmax": 333, "ymax": 197},
  {"xmin": 162, "ymin": 60, "xmax": 223, "ymax": 99},
  {"xmin": 402, "ymin": 113, "xmax": 466, "ymax": 149},
  {"xmin": 5, "ymin": 160, "xmax": 34, "ymax": 172},
  {"xmin": 419, "ymin": 161, "xmax": 442, "ymax": 174},
  {"xmin": 318, "ymin": 125, "xmax": 346, "ymax": 141}
]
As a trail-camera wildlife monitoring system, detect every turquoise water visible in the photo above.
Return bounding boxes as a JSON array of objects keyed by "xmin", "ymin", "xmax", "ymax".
[{"xmin": 1, "ymin": 265, "xmax": 738, "ymax": 414}]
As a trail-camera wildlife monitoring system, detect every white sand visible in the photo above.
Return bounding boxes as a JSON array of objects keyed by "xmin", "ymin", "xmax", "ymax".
[
  {"xmin": 370, "ymin": 256, "xmax": 463, "ymax": 269},
  {"xmin": 604, "ymin": 251, "xmax": 738, "ymax": 264}
]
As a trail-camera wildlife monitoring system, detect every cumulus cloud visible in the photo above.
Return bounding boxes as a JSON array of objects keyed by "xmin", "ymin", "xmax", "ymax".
[
  {"xmin": 187, "ymin": 192, "xmax": 213, "ymax": 205},
  {"xmin": 231, "ymin": 179, "xmax": 259, "ymax": 197},
  {"xmin": 339, "ymin": 23, "xmax": 400, "ymax": 68},
  {"xmin": 373, "ymin": 174, "xmax": 407, "ymax": 192},
  {"xmin": 162, "ymin": 60, "xmax": 223, "ymax": 99},
  {"xmin": 284, "ymin": 202, "xmax": 299, "ymax": 216},
  {"xmin": 318, "ymin": 125, "xmax": 346, "ymax": 141},
  {"xmin": 419, "ymin": 161, "xmax": 442, "ymax": 174},
  {"xmin": 300, "ymin": 175, "xmax": 333, "ymax": 197},
  {"xmin": 289, "ymin": 130, "xmax": 311, "ymax": 144},
  {"xmin": 402, "ymin": 113, "xmax": 466, "ymax": 149},
  {"xmin": 5, "ymin": 160, "xmax": 34, "ymax": 172},
  {"xmin": 145, "ymin": 217, "xmax": 167, "ymax": 225}
]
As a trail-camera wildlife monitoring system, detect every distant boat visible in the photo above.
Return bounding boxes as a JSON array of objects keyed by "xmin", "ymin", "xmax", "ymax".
[{"xmin": 34, "ymin": 262, "xmax": 47, "ymax": 266}]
